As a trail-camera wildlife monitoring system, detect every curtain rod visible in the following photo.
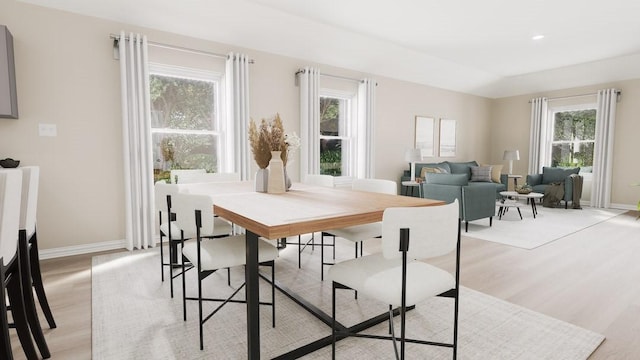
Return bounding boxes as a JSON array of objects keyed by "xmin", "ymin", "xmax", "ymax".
[
  {"xmin": 110, "ymin": 33, "xmax": 255, "ymax": 63},
  {"xmin": 529, "ymin": 90, "xmax": 621, "ymax": 103},
  {"xmin": 295, "ymin": 69, "xmax": 361, "ymax": 83}
]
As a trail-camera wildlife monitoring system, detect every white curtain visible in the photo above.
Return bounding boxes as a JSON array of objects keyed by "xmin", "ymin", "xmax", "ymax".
[
  {"xmin": 118, "ymin": 31, "xmax": 154, "ymax": 250},
  {"xmin": 225, "ymin": 53, "xmax": 251, "ymax": 180},
  {"xmin": 357, "ymin": 79, "xmax": 376, "ymax": 178},
  {"xmin": 528, "ymin": 97, "xmax": 548, "ymax": 174},
  {"xmin": 298, "ymin": 67, "xmax": 320, "ymax": 178},
  {"xmin": 591, "ymin": 89, "xmax": 618, "ymax": 208}
]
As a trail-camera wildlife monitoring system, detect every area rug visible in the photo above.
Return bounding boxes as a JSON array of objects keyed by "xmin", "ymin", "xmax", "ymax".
[
  {"xmin": 465, "ymin": 205, "xmax": 624, "ymax": 249},
  {"xmin": 92, "ymin": 239, "xmax": 604, "ymax": 359}
]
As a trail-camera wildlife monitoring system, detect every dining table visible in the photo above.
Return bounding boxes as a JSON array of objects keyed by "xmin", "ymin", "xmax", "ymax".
[{"xmin": 186, "ymin": 181, "xmax": 444, "ymax": 359}]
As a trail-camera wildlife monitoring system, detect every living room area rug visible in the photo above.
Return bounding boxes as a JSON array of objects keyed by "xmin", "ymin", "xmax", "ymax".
[
  {"xmin": 465, "ymin": 205, "xmax": 624, "ymax": 249},
  {"xmin": 92, "ymin": 239, "xmax": 604, "ymax": 359}
]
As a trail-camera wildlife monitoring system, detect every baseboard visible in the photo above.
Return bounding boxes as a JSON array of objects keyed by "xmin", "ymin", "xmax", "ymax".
[
  {"xmin": 610, "ymin": 203, "xmax": 636, "ymax": 211},
  {"xmin": 39, "ymin": 239, "xmax": 127, "ymax": 260}
]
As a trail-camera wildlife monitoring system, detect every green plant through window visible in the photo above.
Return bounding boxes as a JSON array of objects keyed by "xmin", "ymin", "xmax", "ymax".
[
  {"xmin": 149, "ymin": 69, "xmax": 221, "ymax": 183},
  {"xmin": 550, "ymin": 109, "xmax": 596, "ymax": 170},
  {"xmin": 319, "ymin": 96, "xmax": 350, "ymax": 176}
]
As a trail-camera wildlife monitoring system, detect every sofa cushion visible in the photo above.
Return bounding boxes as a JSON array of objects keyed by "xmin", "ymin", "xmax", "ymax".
[
  {"xmin": 482, "ymin": 163, "xmax": 504, "ymax": 183},
  {"xmin": 542, "ymin": 167, "xmax": 580, "ymax": 184},
  {"xmin": 470, "ymin": 166, "xmax": 492, "ymax": 182},
  {"xmin": 419, "ymin": 165, "xmax": 447, "ymax": 178},
  {"xmin": 425, "ymin": 173, "xmax": 468, "ymax": 186},
  {"xmin": 446, "ymin": 161, "xmax": 479, "ymax": 180}
]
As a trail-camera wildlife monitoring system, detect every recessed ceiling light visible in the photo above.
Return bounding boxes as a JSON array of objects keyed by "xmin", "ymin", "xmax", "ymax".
[{"xmin": 532, "ymin": 35, "xmax": 545, "ymax": 40}]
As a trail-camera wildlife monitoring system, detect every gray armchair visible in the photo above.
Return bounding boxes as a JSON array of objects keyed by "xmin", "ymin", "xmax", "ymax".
[
  {"xmin": 526, "ymin": 166, "xmax": 581, "ymax": 208},
  {"xmin": 421, "ymin": 173, "xmax": 495, "ymax": 232}
]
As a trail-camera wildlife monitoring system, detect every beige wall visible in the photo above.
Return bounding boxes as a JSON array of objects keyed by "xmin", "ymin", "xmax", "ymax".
[
  {"xmin": 490, "ymin": 80, "xmax": 640, "ymax": 207},
  {"xmin": 0, "ymin": 0, "xmax": 493, "ymax": 251}
]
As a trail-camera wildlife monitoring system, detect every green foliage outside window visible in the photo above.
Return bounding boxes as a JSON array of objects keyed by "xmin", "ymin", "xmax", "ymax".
[
  {"xmin": 150, "ymin": 74, "xmax": 218, "ymax": 183},
  {"xmin": 551, "ymin": 109, "xmax": 596, "ymax": 169}
]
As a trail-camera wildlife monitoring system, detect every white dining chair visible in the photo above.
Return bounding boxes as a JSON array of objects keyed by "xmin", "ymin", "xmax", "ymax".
[
  {"xmin": 0, "ymin": 169, "xmax": 39, "ymax": 360},
  {"xmin": 173, "ymin": 193, "xmax": 279, "ymax": 351},
  {"xmin": 328, "ymin": 200, "xmax": 461, "ymax": 359},
  {"xmin": 321, "ymin": 178, "xmax": 397, "ymax": 280},
  {"xmin": 280, "ymin": 174, "xmax": 336, "ymax": 269},
  {"xmin": 169, "ymin": 168, "xmax": 206, "ymax": 184},
  {"xmin": 16, "ymin": 166, "xmax": 50, "ymax": 357},
  {"xmin": 177, "ymin": 172, "xmax": 240, "ymax": 184}
]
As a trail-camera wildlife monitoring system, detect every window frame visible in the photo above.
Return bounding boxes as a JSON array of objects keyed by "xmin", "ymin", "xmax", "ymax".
[
  {"xmin": 546, "ymin": 102, "xmax": 597, "ymax": 173},
  {"xmin": 319, "ymin": 88, "xmax": 357, "ymax": 178},
  {"xmin": 148, "ymin": 63, "xmax": 225, "ymax": 175}
]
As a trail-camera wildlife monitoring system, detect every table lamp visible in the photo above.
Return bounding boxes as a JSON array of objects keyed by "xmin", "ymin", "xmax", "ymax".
[
  {"xmin": 405, "ymin": 148, "xmax": 422, "ymax": 182},
  {"xmin": 503, "ymin": 150, "xmax": 520, "ymax": 174}
]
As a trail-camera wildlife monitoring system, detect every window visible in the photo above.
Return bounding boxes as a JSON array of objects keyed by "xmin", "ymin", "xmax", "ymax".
[
  {"xmin": 319, "ymin": 91, "xmax": 355, "ymax": 177},
  {"xmin": 549, "ymin": 107, "xmax": 596, "ymax": 172},
  {"xmin": 149, "ymin": 64, "xmax": 223, "ymax": 182}
]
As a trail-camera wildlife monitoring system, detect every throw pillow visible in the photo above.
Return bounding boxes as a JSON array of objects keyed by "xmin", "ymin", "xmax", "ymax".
[
  {"xmin": 419, "ymin": 166, "xmax": 448, "ymax": 179},
  {"xmin": 482, "ymin": 163, "xmax": 503, "ymax": 183},
  {"xmin": 470, "ymin": 166, "xmax": 492, "ymax": 182}
]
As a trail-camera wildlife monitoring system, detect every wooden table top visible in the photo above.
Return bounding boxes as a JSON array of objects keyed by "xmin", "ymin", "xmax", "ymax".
[{"xmin": 186, "ymin": 181, "xmax": 444, "ymax": 240}]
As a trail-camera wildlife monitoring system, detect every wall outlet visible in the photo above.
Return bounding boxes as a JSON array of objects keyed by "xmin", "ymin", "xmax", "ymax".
[{"xmin": 39, "ymin": 123, "xmax": 57, "ymax": 137}]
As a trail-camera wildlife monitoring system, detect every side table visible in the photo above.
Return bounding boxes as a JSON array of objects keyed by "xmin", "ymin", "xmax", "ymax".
[
  {"xmin": 401, "ymin": 181, "xmax": 422, "ymax": 198},
  {"xmin": 507, "ymin": 174, "xmax": 522, "ymax": 190}
]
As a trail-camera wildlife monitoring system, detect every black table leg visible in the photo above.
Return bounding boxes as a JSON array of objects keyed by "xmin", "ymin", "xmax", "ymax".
[{"xmin": 246, "ymin": 230, "xmax": 260, "ymax": 359}]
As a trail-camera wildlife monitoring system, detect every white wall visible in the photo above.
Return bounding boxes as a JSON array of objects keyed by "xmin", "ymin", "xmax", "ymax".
[{"xmin": 0, "ymin": 0, "xmax": 493, "ymax": 251}]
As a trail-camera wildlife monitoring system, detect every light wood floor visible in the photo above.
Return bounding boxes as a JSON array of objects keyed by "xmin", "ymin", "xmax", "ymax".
[{"xmin": 9, "ymin": 210, "xmax": 640, "ymax": 359}]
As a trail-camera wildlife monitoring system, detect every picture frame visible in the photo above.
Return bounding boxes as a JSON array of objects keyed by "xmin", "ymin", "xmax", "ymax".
[
  {"xmin": 439, "ymin": 118, "xmax": 456, "ymax": 157},
  {"xmin": 414, "ymin": 116, "xmax": 434, "ymax": 158}
]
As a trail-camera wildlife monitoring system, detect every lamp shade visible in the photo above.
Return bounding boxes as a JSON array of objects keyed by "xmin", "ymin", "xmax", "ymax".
[
  {"xmin": 503, "ymin": 150, "xmax": 520, "ymax": 161},
  {"xmin": 404, "ymin": 148, "xmax": 422, "ymax": 162}
]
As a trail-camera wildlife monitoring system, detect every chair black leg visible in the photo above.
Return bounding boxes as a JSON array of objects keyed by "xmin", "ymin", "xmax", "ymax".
[
  {"xmin": 489, "ymin": 216, "xmax": 493, "ymax": 227},
  {"xmin": 331, "ymin": 282, "xmax": 336, "ymax": 360},
  {"xmin": 321, "ymin": 233, "xmax": 325, "ymax": 281},
  {"xmin": 298, "ymin": 235, "xmax": 302, "ymax": 269},
  {"xmin": 271, "ymin": 262, "xmax": 276, "ymax": 328},
  {"xmin": 169, "ymin": 239, "xmax": 175, "ymax": 298},
  {"xmin": 0, "ymin": 267, "xmax": 13, "ymax": 360},
  {"xmin": 181, "ymin": 253, "xmax": 187, "ymax": 322},
  {"xmin": 19, "ymin": 232, "xmax": 50, "ymax": 358},
  {"xmin": 29, "ymin": 231, "xmax": 56, "ymax": 329},
  {"xmin": 198, "ymin": 271, "xmax": 203, "ymax": 351},
  {"xmin": 7, "ymin": 265, "xmax": 38, "ymax": 360}
]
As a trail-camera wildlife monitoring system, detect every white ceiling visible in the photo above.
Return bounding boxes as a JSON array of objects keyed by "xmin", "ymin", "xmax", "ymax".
[{"xmin": 19, "ymin": 0, "xmax": 640, "ymax": 98}]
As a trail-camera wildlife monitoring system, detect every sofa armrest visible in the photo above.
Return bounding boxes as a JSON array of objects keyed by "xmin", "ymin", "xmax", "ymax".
[
  {"xmin": 500, "ymin": 174, "xmax": 508, "ymax": 187},
  {"xmin": 462, "ymin": 184, "xmax": 496, "ymax": 222},
  {"xmin": 527, "ymin": 174, "xmax": 543, "ymax": 186},
  {"xmin": 421, "ymin": 183, "xmax": 463, "ymax": 218}
]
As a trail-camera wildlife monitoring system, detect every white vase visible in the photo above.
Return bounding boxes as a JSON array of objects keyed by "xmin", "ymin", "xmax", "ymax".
[
  {"xmin": 255, "ymin": 168, "xmax": 269, "ymax": 192},
  {"xmin": 267, "ymin": 151, "xmax": 286, "ymax": 194}
]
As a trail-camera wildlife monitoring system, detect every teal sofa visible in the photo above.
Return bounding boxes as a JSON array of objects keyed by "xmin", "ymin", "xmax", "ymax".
[
  {"xmin": 401, "ymin": 161, "xmax": 508, "ymax": 198},
  {"xmin": 405, "ymin": 161, "xmax": 507, "ymax": 232},
  {"xmin": 526, "ymin": 166, "xmax": 581, "ymax": 208}
]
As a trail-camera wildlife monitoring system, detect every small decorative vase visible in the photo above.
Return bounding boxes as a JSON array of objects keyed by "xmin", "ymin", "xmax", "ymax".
[
  {"xmin": 267, "ymin": 151, "xmax": 286, "ymax": 194},
  {"xmin": 255, "ymin": 168, "xmax": 269, "ymax": 192},
  {"xmin": 284, "ymin": 166, "xmax": 292, "ymax": 191}
]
